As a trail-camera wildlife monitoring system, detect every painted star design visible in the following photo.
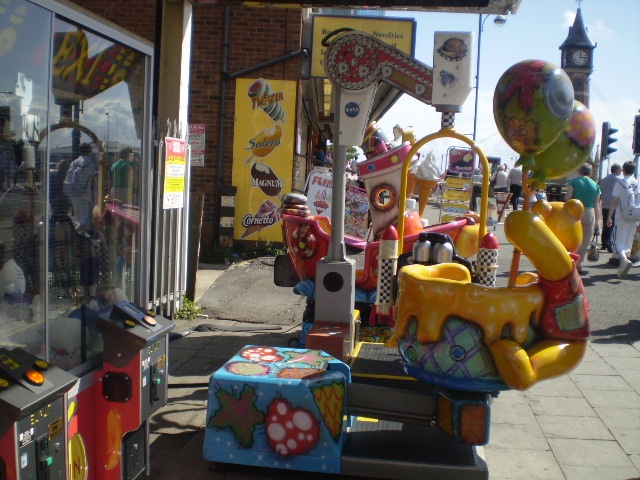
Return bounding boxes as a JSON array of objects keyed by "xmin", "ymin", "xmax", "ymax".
[
  {"xmin": 283, "ymin": 349, "xmax": 332, "ymax": 368},
  {"xmin": 207, "ymin": 385, "xmax": 265, "ymax": 448}
]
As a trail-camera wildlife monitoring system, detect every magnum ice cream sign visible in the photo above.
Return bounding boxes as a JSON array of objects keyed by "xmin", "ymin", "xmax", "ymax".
[
  {"xmin": 232, "ymin": 78, "xmax": 297, "ymax": 242},
  {"xmin": 251, "ymin": 162, "xmax": 283, "ymax": 197}
]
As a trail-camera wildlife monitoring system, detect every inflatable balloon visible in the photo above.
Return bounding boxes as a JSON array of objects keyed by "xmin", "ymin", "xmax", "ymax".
[
  {"xmin": 529, "ymin": 101, "xmax": 596, "ymax": 184},
  {"xmin": 493, "ymin": 60, "xmax": 574, "ymax": 160}
]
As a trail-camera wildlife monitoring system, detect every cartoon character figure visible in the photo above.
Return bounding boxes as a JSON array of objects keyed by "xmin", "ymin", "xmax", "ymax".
[{"xmin": 395, "ymin": 200, "xmax": 588, "ymax": 391}]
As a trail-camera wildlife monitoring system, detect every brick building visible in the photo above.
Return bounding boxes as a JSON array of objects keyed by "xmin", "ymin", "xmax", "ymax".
[{"xmin": 69, "ymin": 1, "xmax": 307, "ymax": 249}]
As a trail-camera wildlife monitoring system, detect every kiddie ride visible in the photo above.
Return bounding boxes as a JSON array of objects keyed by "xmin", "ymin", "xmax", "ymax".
[{"xmin": 203, "ymin": 30, "xmax": 594, "ymax": 479}]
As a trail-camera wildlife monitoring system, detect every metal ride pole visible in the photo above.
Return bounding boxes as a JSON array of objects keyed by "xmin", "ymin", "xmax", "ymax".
[
  {"xmin": 328, "ymin": 111, "xmax": 347, "ymax": 263},
  {"xmin": 314, "ymin": 88, "xmax": 356, "ymax": 330}
]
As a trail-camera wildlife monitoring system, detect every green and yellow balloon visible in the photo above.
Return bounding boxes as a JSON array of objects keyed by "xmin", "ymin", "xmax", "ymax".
[{"xmin": 493, "ymin": 59, "xmax": 575, "ymax": 168}]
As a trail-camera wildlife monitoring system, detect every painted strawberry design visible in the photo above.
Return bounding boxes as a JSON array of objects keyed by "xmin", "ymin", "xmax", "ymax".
[
  {"xmin": 239, "ymin": 347, "xmax": 283, "ymax": 363},
  {"xmin": 266, "ymin": 398, "xmax": 319, "ymax": 457}
]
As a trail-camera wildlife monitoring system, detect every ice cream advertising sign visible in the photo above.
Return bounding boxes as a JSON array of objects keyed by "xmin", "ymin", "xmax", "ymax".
[{"xmin": 232, "ymin": 78, "xmax": 297, "ymax": 241}]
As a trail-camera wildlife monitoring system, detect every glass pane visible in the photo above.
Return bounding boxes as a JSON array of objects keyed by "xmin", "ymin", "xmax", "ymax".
[
  {"xmin": 44, "ymin": 17, "xmax": 147, "ymax": 369},
  {"xmin": 0, "ymin": 1, "xmax": 52, "ymax": 356}
]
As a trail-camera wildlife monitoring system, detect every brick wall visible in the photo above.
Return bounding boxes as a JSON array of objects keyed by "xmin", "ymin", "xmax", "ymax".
[
  {"xmin": 69, "ymin": 1, "xmax": 303, "ymax": 250},
  {"xmin": 191, "ymin": 6, "xmax": 303, "ymax": 249}
]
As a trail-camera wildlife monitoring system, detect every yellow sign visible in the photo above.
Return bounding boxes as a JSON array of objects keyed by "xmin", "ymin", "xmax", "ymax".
[
  {"xmin": 232, "ymin": 78, "xmax": 297, "ymax": 242},
  {"xmin": 311, "ymin": 16, "xmax": 415, "ymax": 78},
  {"xmin": 442, "ymin": 202, "xmax": 469, "ymax": 214},
  {"xmin": 162, "ymin": 137, "xmax": 186, "ymax": 209},
  {"xmin": 443, "ymin": 190, "xmax": 471, "ymax": 202},
  {"xmin": 445, "ymin": 176, "xmax": 472, "ymax": 189}
]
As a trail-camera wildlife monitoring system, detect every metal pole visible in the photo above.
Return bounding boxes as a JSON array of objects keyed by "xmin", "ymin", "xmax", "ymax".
[
  {"xmin": 327, "ymin": 90, "xmax": 347, "ymax": 262},
  {"xmin": 106, "ymin": 112, "xmax": 110, "ymax": 154},
  {"xmin": 472, "ymin": 14, "xmax": 483, "ymax": 142}
]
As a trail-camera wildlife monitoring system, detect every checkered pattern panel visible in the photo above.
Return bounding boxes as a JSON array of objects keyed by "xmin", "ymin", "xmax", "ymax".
[
  {"xmin": 376, "ymin": 259, "xmax": 394, "ymax": 306},
  {"xmin": 476, "ymin": 249, "xmax": 498, "ymax": 266},
  {"xmin": 475, "ymin": 272, "xmax": 496, "ymax": 287},
  {"xmin": 441, "ymin": 112, "xmax": 455, "ymax": 129},
  {"xmin": 474, "ymin": 249, "xmax": 499, "ymax": 287}
]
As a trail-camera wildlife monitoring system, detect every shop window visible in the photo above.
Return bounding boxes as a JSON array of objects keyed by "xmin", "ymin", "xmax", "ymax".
[{"xmin": 0, "ymin": 1, "xmax": 150, "ymax": 371}]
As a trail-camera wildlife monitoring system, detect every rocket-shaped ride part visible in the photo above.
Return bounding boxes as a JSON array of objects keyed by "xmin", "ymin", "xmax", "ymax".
[
  {"xmin": 376, "ymin": 225, "xmax": 399, "ymax": 316},
  {"xmin": 475, "ymin": 232, "xmax": 500, "ymax": 287}
]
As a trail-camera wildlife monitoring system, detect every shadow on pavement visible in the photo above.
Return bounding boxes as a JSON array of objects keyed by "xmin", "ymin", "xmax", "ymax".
[{"xmin": 590, "ymin": 319, "xmax": 640, "ymax": 344}]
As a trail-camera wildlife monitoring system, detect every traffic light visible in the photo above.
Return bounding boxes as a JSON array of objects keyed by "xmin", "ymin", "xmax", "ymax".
[
  {"xmin": 633, "ymin": 115, "xmax": 640, "ymax": 156},
  {"xmin": 601, "ymin": 121, "xmax": 618, "ymax": 159}
]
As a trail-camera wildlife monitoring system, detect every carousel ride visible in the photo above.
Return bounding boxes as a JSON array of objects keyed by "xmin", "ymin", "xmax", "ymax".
[{"xmin": 204, "ymin": 29, "xmax": 597, "ymax": 479}]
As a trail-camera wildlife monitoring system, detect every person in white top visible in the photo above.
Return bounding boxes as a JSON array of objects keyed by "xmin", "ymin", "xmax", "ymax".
[
  {"xmin": 606, "ymin": 161, "xmax": 639, "ymax": 279},
  {"xmin": 491, "ymin": 164, "xmax": 509, "ymax": 193},
  {"xmin": 507, "ymin": 164, "xmax": 523, "ymax": 210},
  {"xmin": 598, "ymin": 163, "xmax": 622, "ymax": 252}
]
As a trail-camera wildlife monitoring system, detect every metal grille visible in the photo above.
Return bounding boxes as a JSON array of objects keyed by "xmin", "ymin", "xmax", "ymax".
[{"xmin": 148, "ymin": 120, "xmax": 191, "ymax": 318}]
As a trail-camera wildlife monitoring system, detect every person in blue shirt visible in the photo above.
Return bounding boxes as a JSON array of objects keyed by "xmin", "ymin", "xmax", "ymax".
[
  {"xmin": 565, "ymin": 163, "xmax": 601, "ymax": 275},
  {"xmin": 312, "ymin": 145, "xmax": 327, "ymax": 168},
  {"xmin": 63, "ymin": 142, "xmax": 99, "ymax": 303}
]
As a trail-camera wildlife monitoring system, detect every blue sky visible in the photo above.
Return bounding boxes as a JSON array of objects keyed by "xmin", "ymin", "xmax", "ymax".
[{"xmin": 375, "ymin": 0, "xmax": 639, "ymax": 173}]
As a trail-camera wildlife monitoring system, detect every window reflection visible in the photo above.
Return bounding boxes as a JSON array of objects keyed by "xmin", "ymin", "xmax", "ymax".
[
  {"xmin": 0, "ymin": 1, "xmax": 51, "ymax": 356},
  {"xmin": 0, "ymin": 2, "xmax": 148, "ymax": 371}
]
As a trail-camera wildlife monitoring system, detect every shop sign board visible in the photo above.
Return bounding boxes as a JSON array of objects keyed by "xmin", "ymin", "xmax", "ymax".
[
  {"xmin": 189, "ymin": 124, "xmax": 206, "ymax": 167},
  {"xmin": 163, "ymin": 137, "xmax": 186, "ymax": 209}
]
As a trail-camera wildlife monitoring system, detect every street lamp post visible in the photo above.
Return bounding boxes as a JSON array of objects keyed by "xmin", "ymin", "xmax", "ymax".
[
  {"xmin": 472, "ymin": 14, "xmax": 506, "ymax": 142},
  {"xmin": 106, "ymin": 112, "xmax": 110, "ymax": 154}
]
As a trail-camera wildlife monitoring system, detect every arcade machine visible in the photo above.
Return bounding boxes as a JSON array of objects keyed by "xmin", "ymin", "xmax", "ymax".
[
  {"xmin": 0, "ymin": 304, "xmax": 174, "ymax": 480},
  {"xmin": 65, "ymin": 304, "xmax": 174, "ymax": 480},
  {"xmin": 0, "ymin": 348, "xmax": 77, "ymax": 480}
]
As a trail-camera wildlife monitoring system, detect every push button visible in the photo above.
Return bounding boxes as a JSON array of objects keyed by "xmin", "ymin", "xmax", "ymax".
[
  {"xmin": 143, "ymin": 315, "xmax": 157, "ymax": 326},
  {"xmin": 34, "ymin": 359, "xmax": 49, "ymax": 371},
  {"xmin": 25, "ymin": 369, "xmax": 45, "ymax": 386}
]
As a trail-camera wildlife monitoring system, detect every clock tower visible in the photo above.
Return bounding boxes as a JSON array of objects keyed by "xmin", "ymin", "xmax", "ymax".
[{"xmin": 560, "ymin": 6, "xmax": 596, "ymax": 107}]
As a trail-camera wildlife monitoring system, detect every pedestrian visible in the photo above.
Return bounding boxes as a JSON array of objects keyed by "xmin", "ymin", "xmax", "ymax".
[
  {"xmin": 50, "ymin": 159, "xmax": 73, "ymax": 289},
  {"xmin": 51, "ymin": 159, "xmax": 71, "ymax": 219},
  {"xmin": 565, "ymin": 163, "xmax": 601, "ymax": 275},
  {"xmin": 109, "ymin": 146, "xmax": 137, "ymax": 203},
  {"xmin": 312, "ymin": 145, "xmax": 328, "ymax": 168},
  {"xmin": 606, "ymin": 161, "xmax": 639, "ymax": 279},
  {"xmin": 491, "ymin": 164, "xmax": 509, "ymax": 193},
  {"xmin": 507, "ymin": 164, "xmax": 523, "ymax": 210},
  {"xmin": 64, "ymin": 142, "xmax": 99, "ymax": 303},
  {"xmin": 0, "ymin": 133, "xmax": 14, "ymax": 191},
  {"xmin": 598, "ymin": 163, "xmax": 621, "ymax": 253}
]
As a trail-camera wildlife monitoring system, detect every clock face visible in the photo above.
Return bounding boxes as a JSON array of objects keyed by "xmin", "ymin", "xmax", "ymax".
[{"xmin": 572, "ymin": 49, "xmax": 589, "ymax": 66}]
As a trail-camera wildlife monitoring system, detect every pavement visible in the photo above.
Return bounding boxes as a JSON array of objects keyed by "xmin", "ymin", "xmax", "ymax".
[{"xmin": 149, "ymin": 202, "xmax": 640, "ymax": 480}]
